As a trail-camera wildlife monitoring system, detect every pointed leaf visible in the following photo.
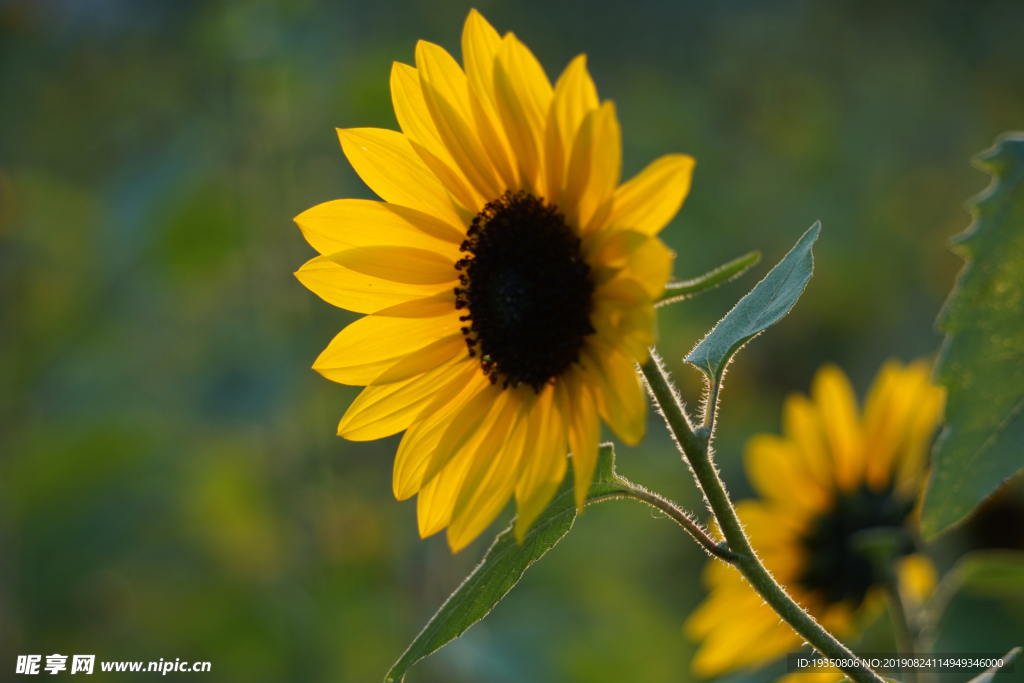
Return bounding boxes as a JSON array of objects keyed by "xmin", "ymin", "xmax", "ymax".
[
  {"xmin": 685, "ymin": 223, "xmax": 819, "ymax": 384},
  {"xmin": 922, "ymin": 134, "xmax": 1024, "ymax": 539},
  {"xmin": 656, "ymin": 250, "xmax": 761, "ymax": 306},
  {"xmin": 384, "ymin": 445, "xmax": 624, "ymax": 682}
]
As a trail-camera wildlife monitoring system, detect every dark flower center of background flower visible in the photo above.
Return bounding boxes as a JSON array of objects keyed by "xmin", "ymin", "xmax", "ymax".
[
  {"xmin": 797, "ymin": 484, "xmax": 915, "ymax": 608},
  {"xmin": 455, "ymin": 191, "xmax": 595, "ymax": 392}
]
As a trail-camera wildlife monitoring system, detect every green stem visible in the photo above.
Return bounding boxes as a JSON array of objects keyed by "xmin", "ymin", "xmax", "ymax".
[
  {"xmin": 617, "ymin": 484, "xmax": 739, "ymax": 563},
  {"xmin": 656, "ymin": 250, "xmax": 761, "ymax": 306},
  {"xmin": 639, "ymin": 354, "xmax": 887, "ymax": 683},
  {"xmin": 884, "ymin": 582, "xmax": 918, "ymax": 683}
]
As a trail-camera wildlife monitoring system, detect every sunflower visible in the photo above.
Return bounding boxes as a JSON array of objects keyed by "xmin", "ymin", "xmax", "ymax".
[
  {"xmin": 294, "ymin": 10, "xmax": 694, "ymax": 552},
  {"xmin": 686, "ymin": 360, "xmax": 945, "ymax": 678}
]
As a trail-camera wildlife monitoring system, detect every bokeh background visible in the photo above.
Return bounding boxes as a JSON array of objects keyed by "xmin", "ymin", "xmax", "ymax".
[{"xmin": 3, "ymin": 0, "xmax": 1024, "ymax": 681}]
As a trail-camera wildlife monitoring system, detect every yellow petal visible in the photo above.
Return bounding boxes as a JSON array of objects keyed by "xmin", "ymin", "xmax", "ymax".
[
  {"xmin": 415, "ymin": 457, "xmax": 468, "ymax": 538},
  {"xmin": 416, "ymin": 40, "xmax": 503, "ymax": 201},
  {"xmin": 295, "ymin": 255, "xmax": 451, "ymax": 314},
  {"xmin": 734, "ymin": 500, "xmax": 807, "ymax": 560},
  {"xmin": 693, "ymin": 610, "xmax": 800, "ymax": 677},
  {"xmin": 338, "ymin": 355, "xmax": 470, "ymax": 441},
  {"xmin": 328, "ymin": 245, "xmax": 457, "ymax": 285},
  {"xmin": 688, "ymin": 565, "xmax": 801, "ymax": 676},
  {"xmin": 421, "ymin": 378, "xmax": 504, "ymax": 485},
  {"xmin": 514, "ymin": 383, "xmax": 569, "ymax": 539},
  {"xmin": 862, "ymin": 359, "xmax": 910, "ymax": 489},
  {"xmin": 494, "ymin": 33, "xmax": 553, "ymax": 193},
  {"xmin": 418, "ymin": 389, "xmax": 514, "ymax": 539},
  {"xmin": 606, "ymin": 154, "xmax": 695, "ymax": 235},
  {"xmin": 563, "ymin": 102, "xmax": 621, "ymax": 232},
  {"xmin": 461, "ymin": 11, "xmax": 519, "ymax": 191},
  {"xmin": 577, "ymin": 102, "xmax": 621, "ymax": 233},
  {"xmin": 862, "ymin": 359, "xmax": 944, "ymax": 493},
  {"xmin": 393, "ymin": 364, "xmax": 488, "ymax": 499},
  {"xmin": 391, "ymin": 62, "xmax": 482, "ymax": 213},
  {"xmin": 590, "ymin": 279, "xmax": 655, "ymax": 362},
  {"xmin": 777, "ymin": 670, "xmax": 845, "ymax": 683},
  {"xmin": 895, "ymin": 365, "xmax": 944, "ymax": 493},
  {"xmin": 295, "ymin": 198, "xmax": 463, "ymax": 256},
  {"xmin": 337, "ymin": 127, "xmax": 464, "ymax": 227},
  {"xmin": 373, "ymin": 289, "xmax": 458, "ymax": 318},
  {"xmin": 462, "ymin": 10, "xmax": 502, "ymax": 111},
  {"xmin": 897, "ymin": 553, "xmax": 937, "ymax": 606},
  {"xmin": 313, "ymin": 312, "xmax": 462, "ymax": 385},
  {"xmin": 811, "ymin": 364, "xmax": 863, "ymax": 491},
  {"xmin": 447, "ymin": 391, "xmax": 529, "ymax": 551},
  {"xmin": 561, "ymin": 105, "xmax": 595, "ymax": 228},
  {"xmin": 584, "ymin": 339, "xmax": 646, "ymax": 445},
  {"xmin": 783, "ymin": 393, "xmax": 834, "ymax": 489},
  {"xmin": 567, "ymin": 373, "xmax": 600, "ymax": 510},
  {"xmin": 545, "ymin": 54, "xmax": 600, "ymax": 203},
  {"xmin": 586, "ymin": 229, "xmax": 673, "ymax": 300},
  {"xmin": 744, "ymin": 434, "xmax": 829, "ymax": 510},
  {"xmin": 371, "ymin": 333, "xmax": 465, "ymax": 385}
]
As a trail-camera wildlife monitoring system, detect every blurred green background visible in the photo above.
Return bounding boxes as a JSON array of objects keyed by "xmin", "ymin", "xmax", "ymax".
[{"xmin": 3, "ymin": 0, "xmax": 1024, "ymax": 681}]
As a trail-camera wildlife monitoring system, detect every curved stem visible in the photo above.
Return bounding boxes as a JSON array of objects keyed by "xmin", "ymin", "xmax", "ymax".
[
  {"xmin": 619, "ymin": 484, "xmax": 739, "ymax": 563},
  {"xmin": 584, "ymin": 486, "xmax": 736, "ymax": 562},
  {"xmin": 639, "ymin": 354, "xmax": 887, "ymax": 683}
]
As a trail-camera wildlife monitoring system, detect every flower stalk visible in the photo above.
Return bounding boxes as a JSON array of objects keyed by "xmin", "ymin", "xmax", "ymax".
[
  {"xmin": 640, "ymin": 354, "xmax": 888, "ymax": 683},
  {"xmin": 615, "ymin": 481, "xmax": 738, "ymax": 563},
  {"xmin": 884, "ymin": 581, "xmax": 919, "ymax": 683}
]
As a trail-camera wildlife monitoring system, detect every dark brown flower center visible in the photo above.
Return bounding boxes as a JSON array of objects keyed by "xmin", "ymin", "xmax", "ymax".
[
  {"xmin": 455, "ymin": 191, "xmax": 594, "ymax": 392},
  {"xmin": 797, "ymin": 483, "xmax": 915, "ymax": 607}
]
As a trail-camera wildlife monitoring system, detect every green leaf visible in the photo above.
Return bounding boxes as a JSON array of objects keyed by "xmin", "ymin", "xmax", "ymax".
[
  {"xmin": 920, "ymin": 551, "xmax": 1024, "ymax": 638},
  {"xmin": 921, "ymin": 133, "xmax": 1024, "ymax": 540},
  {"xmin": 384, "ymin": 445, "xmax": 625, "ymax": 683},
  {"xmin": 963, "ymin": 648, "xmax": 1020, "ymax": 683},
  {"xmin": 685, "ymin": 223, "xmax": 819, "ymax": 384},
  {"xmin": 656, "ymin": 250, "xmax": 762, "ymax": 306}
]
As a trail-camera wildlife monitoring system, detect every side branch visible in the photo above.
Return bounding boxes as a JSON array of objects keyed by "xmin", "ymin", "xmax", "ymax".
[
  {"xmin": 620, "ymin": 485, "xmax": 737, "ymax": 563},
  {"xmin": 639, "ymin": 353, "xmax": 887, "ymax": 683}
]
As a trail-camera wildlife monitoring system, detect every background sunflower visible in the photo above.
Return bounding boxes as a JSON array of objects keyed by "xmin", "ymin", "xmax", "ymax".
[
  {"xmin": 3, "ymin": 1, "xmax": 1024, "ymax": 682},
  {"xmin": 687, "ymin": 361, "xmax": 943, "ymax": 678}
]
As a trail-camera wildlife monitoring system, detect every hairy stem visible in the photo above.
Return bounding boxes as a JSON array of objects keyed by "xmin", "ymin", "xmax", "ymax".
[
  {"xmin": 584, "ymin": 486, "xmax": 736, "ymax": 562},
  {"xmin": 618, "ymin": 484, "xmax": 738, "ymax": 563},
  {"xmin": 639, "ymin": 354, "xmax": 887, "ymax": 683}
]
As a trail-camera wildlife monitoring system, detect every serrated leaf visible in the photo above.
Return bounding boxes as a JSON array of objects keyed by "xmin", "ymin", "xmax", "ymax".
[
  {"xmin": 922, "ymin": 133, "xmax": 1024, "ymax": 540},
  {"xmin": 384, "ymin": 445, "xmax": 625, "ymax": 683},
  {"xmin": 685, "ymin": 223, "xmax": 819, "ymax": 383},
  {"xmin": 656, "ymin": 250, "xmax": 761, "ymax": 306}
]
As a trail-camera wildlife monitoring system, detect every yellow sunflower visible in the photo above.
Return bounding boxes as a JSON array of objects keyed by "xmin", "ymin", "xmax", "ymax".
[
  {"xmin": 294, "ymin": 10, "xmax": 694, "ymax": 552},
  {"xmin": 686, "ymin": 360, "xmax": 945, "ymax": 678}
]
